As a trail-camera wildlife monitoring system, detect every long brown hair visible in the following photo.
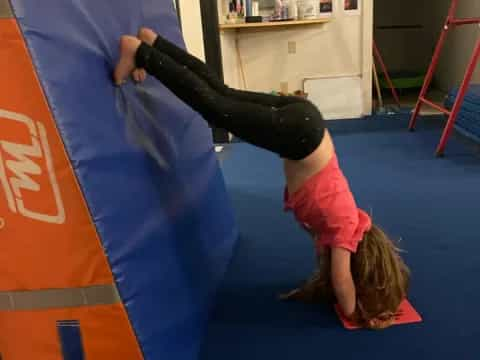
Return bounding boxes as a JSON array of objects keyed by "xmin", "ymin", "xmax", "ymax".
[
  {"xmin": 286, "ymin": 224, "xmax": 410, "ymax": 327},
  {"xmin": 351, "ymin": 223, "xmax": 410, "ymax": 325}
]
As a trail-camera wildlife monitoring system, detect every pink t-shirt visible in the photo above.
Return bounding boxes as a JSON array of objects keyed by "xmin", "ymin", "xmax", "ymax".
[{"xmin": 284, "ymin": 153, "xmax": 372, "ymax": 253}]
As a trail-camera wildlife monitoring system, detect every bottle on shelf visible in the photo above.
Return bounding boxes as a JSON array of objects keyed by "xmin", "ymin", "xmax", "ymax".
[
  {"xmin": 288, "ymin": 0, "xmax": 298, "ymax": 20},
  {"xmin": 281, "ymin": 0, "xmax": 289, "ymax": 19}
]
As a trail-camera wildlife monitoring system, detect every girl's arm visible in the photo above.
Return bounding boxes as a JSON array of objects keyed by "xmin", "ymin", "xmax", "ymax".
[{"xmin": 330, "ymin": 247, "xmax": 356, "ymax": 317}]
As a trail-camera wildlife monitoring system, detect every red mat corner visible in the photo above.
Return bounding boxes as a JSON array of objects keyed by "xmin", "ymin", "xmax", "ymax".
[{"xmin": 335, "ymin": 299, "xmax": 422, "ymax": 330}]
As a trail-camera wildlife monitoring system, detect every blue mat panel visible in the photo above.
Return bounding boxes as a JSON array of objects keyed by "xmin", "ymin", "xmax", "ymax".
[
  {"xmin": 10, "ymin": 1, "xmax": 238, "ymax": 359},
  {"xmin": 202, "ymin": 115, "xmax": 480, "ymax": 359},
  {"xmin": 445, "ymin": 84, "xmax": 480, "ymax": 142},
  {"xmin": 57, "ymin": 320, "xmax": 85, "ymax": 360}
]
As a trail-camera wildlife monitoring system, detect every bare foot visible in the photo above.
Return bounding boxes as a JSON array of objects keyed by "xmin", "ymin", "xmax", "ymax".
[
  {"xmin": 138, "ymin": 27, "xmax": 157, "ymax": 46},
  {"xmin": 132, "ymin": 68, "xmax": 147, "ymax": 83},
  {"xmin": 113, "ymin": 35, "xmax": 141, "ymax": 86}
]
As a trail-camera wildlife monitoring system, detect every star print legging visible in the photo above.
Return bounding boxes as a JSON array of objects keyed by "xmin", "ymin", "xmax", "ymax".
[{"xmin": 134, "ymin": 36, "xmax": 326, "ymax": 160}]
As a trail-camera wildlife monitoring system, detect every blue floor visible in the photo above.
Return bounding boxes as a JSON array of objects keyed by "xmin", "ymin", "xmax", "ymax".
[{"xmin": 201, "ymin": 115, "xmax": 480, "ymax": 359}]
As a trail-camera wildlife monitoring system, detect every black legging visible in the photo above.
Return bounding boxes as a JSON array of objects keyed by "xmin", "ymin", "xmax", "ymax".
[{"xmin": 135, "ymin": 37, "xmax": 326, "ymax": 160}]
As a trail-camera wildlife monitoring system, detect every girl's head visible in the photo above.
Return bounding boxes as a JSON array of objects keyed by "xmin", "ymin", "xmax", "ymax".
[
  {"xmin": 309, "ymin": 224, "xmax": 409, "ymax": 326},
  {"xmin": 350, "ymin": 223, "xmax": 410, "ymax": 325},
  {"xmin": 290, "ymin": 223, "xmax": 410, "ymax": 327}
]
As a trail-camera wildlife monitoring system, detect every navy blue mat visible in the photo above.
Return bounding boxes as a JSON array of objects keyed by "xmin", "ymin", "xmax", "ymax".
[
  {"xmin": 202, "ymin": 115, "xmax": 480, "ymax": 359},
  {"xmin": 445, "ymin": 84, "xmax": 480, "ymax": 142}
]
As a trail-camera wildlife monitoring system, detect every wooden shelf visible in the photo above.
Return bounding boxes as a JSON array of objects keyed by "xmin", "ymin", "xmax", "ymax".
[{"xmin": 219, "ymin": 18, "xmax": 330, "ymax": 30}]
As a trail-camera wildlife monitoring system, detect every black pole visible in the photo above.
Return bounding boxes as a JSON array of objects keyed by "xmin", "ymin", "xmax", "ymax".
[
  {"xmin": 199, "ymin": 0, "xmax": 230, "ymax": 143},
  {"xmin": 174, "ymin": 0, "xmax": 182, "ymax": 29},
  {"xmin": 199, "ymin": 0, "xmax": 224, "ymax": 80}
]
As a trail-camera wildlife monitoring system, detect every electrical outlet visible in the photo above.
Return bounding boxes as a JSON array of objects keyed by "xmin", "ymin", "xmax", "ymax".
[
  {"xmin": 288, "ymin": 41, "xmax": 296, "ymax": 54},
  {"xmin": 280, "ymin": 82, "xmax": 289, "ymax": 94}
]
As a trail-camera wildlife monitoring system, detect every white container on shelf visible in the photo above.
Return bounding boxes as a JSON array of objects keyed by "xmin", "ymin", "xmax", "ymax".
[
  {"xmin": 297, "ymin": 0, "xmax": 318, "ymax": 19},
  {"xmin": 288, "ymin": 0, "xmax": 298, "ymax": 19}
]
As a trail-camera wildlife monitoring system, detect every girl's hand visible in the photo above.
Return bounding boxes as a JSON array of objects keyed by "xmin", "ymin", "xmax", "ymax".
[
  {"xmin": 278, "ymin": 288, "xmax": 303, "ymax": 301},
  {"xmin": 367, "ymin": 312, "xmax": 395, "ymax": 330}
]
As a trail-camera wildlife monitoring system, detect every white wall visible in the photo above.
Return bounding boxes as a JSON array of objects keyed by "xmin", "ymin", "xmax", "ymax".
[
  {"xmin": 178, "ymin": 0, "xmax": 206, "ymax": 61},
  {"xmin": 219, "ymin": 0, "xmax": 373, "ymax": 117},
  {"xmin": 425, "ymin": 0, "xmax": 480, "ymax": 91}
]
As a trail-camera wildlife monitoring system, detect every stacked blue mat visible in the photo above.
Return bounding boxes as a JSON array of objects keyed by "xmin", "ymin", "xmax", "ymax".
[{"xmin": 444, "ymin": 84, "xmax": 480, "ymax": 143}]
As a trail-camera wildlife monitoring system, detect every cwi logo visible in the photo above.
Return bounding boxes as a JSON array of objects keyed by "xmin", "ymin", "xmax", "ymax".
[{"xmin": 0, "ymin": 109, "xmax": 65, "ymax": 225}]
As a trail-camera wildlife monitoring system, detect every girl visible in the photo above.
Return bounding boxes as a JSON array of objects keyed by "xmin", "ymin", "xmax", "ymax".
[{"xmin": 113, "ymin": 28, "xmax": 410, "ymax": 329}]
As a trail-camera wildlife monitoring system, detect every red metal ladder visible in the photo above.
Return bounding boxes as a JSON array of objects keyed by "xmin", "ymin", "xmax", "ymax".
[
  {"xmin": 408, "ymin": 0, "xmax": 480, "ymax": 156},
  {"xmin": 373, "ymin": 39, "xmax": 401, "ymax": 108}
]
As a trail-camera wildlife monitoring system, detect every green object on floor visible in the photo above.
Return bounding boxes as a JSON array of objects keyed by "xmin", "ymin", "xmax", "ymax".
[{"xmin": 379, "ymin": 72, "xmax": 425, "ymax": 89}]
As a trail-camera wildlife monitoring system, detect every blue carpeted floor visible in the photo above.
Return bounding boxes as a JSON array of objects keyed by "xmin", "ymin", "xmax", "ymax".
[{"xmin": 201, "ymin": 115, "xmax": 480, "ymax": 359}]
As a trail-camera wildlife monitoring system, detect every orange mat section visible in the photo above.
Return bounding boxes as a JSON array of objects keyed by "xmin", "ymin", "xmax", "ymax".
[
  {"xmin": 0, "ymin": 18, "xmax": 144, "ymax": 360},
  {"xmin": 0, "ymin": 20, "xmax": 112, "ymax": 289},
  {"xmin": 0, "ymin": 304, "xmax": 144, "ymax": 359}
]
